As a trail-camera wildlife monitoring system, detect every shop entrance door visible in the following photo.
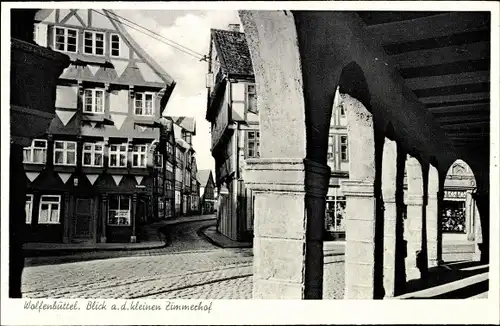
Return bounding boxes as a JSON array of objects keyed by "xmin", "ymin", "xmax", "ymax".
[{"xmin": 72, "ymin": 197, "xmax": 95, "ymax": 243}]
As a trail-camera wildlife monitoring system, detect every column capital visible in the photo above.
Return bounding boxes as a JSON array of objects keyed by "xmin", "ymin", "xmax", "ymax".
[
  {"xmin": 341, "ymin": 179, "xmax": 375, "ymax": 197},
  {"xmin": 405, "ymin": 194, "xmax": 424, "ymax": 205},
  {"xmin": 244, "ymin": 158, "xmax": 306, "ymax": 193}
]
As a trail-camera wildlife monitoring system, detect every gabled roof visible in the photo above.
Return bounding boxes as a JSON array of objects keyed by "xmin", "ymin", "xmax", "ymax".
[
  {"xmin": 166, "ymin": 116, "xmax": 196, "ymax": 135},
  {"xmin": 210, "ymin": 28, "xmax": 253, "ymax": 77},
  {"xmin": 197, "ymin": 169, "xmax": 213, "ymax": 187}
]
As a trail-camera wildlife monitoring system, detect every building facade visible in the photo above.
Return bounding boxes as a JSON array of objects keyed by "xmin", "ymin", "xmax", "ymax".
[
  {"xmin": 23, "ymin": 9, "xmax": 176, "ymax": 244},
  {"xmin": 206, "ymin": 24, "xmax": 258, "ymax": 242},
  {"xmin": 198, "ymin": 170, "xmax": 216, "ymax": 215},
  {"xmin": 190, "ymin": 157, "xmax": 201, "ymax": 215}
]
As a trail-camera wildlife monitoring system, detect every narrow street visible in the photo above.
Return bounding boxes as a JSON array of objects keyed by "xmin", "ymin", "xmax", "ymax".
[{"xmin": 22, "ymin": 219, "xmax": 346, "ymax": 299}]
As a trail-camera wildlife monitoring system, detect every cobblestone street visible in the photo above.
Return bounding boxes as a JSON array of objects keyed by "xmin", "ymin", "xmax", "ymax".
[{"xmin": 22, "ymin": 220, "xmax": 346, "ymax": 299}]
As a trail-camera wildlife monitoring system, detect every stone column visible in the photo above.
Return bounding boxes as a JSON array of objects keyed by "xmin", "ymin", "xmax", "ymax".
[
  {"xmin": 340, "ymin": 94, "xmax": 378, "ymax": 299},
  {"xmin": 239, "ymin": 10, "xmax": 316, "ymax": 299},
  {"xmin": 131, "ymin": 194, "xmax": 137, "ymax": 243},
  {"xmin": 381, "ymin": 139, "xmax": 397, "ymax": 298},
  {"xmin": 100, "ymin": 194, "xmax": 107, "ymax": 243},
  {"xmin": 404, "ymin": 156, "xmax": 424, "ymax": 281},
  {"xmin": 473, "ymin": 195, "xmax": 482, "ymax": 261},
  {"xmin": 465, "ymin": 190, "xmax": 474, "ymax": 241},
  {"xmin": 427, "ymin": 164, "xmax": 440, "ymax": 267}
]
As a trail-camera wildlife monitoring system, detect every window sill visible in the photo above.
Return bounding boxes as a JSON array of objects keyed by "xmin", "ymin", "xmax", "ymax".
[
  {"xmin": 23, "ymin": 163, "xmax": 46, "ymax": 171},
  {"xmin": 53, "ymin": 165, "xmax": 77, "ymax": 173},
  {"xmin": 82, "ymin": 166, "xmax": 105, "ymax": 174}
]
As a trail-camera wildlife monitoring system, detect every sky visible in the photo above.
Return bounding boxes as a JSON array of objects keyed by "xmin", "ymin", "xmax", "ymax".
[{"xmin": 114, "ymin": 10, "xmax": 241, "ymax": 174}]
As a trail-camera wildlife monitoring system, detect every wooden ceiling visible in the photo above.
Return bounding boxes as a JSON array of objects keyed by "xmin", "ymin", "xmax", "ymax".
[{"xmin": 359, "ymin": 11, "xmax": 491, "ymax": 150}]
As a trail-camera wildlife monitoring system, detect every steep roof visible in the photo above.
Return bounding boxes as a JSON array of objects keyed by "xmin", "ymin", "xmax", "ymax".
[
  {"xmin": 166, "ymin": 116, "xmax": 196, "ymax": 135},
  {"xmin": 211, "ymin": 29, "xmax": 253, "ymax": 77},
  {"xmin": 197, "ymin": 170, "xmax": 212, "ymax": 187}
]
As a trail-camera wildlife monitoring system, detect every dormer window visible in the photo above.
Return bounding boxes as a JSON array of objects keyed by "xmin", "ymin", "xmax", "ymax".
[
  {"xmin": 134, "ymin": 92, "xmax": 155, "ymax": 116},
  {"xmin": 54, "ymin": 27, "xmax": 78, "ymax": 53},
  {"xmin": 84, "ymin": 31, "xmax": 105, "ymax": 56},
  {"xmin": 83, "ymin": 89, "xmax": 104, "ymax": 114},
  {"xmin": 111, "ymin": 34, "xmax": 121, "ymax": 57}
]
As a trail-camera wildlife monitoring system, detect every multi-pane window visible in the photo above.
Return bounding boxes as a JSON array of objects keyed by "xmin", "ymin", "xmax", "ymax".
[
  {"xmin": 166, "ymin": 142, "xmax": 174, "ymax": 157},
  {"xmin": 176, "ymin": 150, "xmax": 184, "ymax": 166},
  {"xmin": 108, "ymin": 195, "xmax": 131, "ymax": 226},
  {"xmin": 83, "ymin": 89, "xmax": 104, "ymax": 113},
  {"xmin": 54, "ymin": 141, "xmax": 77, "ymax": 166},
  {"xmin": 325, "ymin": 195, "xmax": 346, "ymax": 231},
  {"xmin": 38, "ymin": 195, "xmax": 61, "ymax": 224},
  {"xmin": 23, "ymin": 139, "xmax": 47, "ymax": 164},
  {"xmin": 82, "ymin": 142, "xmax": 104, "ymax": 167},
  {"xmin": 25, "ymin": 195, "xmax": 33, "ymax": 224},
  {"xmin": 183, "ymin": 131, "xmax": 192, "ymax": 144},
  {"xmin": 109, "ymin": 144, "xmax": 128, "ymax": 168},
  {"xmin": 83, "ymin": 31, "xmax": 105, "ymax": 55},
  {"xmin": 247, "ymin": 131, "xmax": 260, "ymax": 158},
  {"xmin": 166, "ymin": 180, "xmax": 174, "ymax": 191},
  {"xmin": 134, "ymin": 92, "xmax": 155, "ymax": 116},
  {"xmin": 247, "ymin": 84, "xmax": 257, "ymax": 113},
  {"xmin": 110, "ymin": 34, "xmax": 120, "ymax": 57},
  {"xmin": 154, "ymin": 153, "xmax": 163, "ymax": 168},
  {"xmin": 54, "ymin": 27, "xmax": 77, "ymax": 53},
  {"xmin": 327, "ymin": 135, "xmax": 334, "ymax": 160},
  {"xmin": 340, "ymin": 135, "xmax": 349, "ymax": 162},
  {"xmin": 132, "ymin": 145, "xmax": 148, "ymax": 168}
]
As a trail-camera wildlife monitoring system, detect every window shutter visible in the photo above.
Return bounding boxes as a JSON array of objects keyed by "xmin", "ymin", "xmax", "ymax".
[{"xmin": 35, "ymin": 23, "xmax": 48, "ymax": 47}]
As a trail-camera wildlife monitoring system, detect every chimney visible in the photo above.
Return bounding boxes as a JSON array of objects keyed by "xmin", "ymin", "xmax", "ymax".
[{"xmin": 227, "ymin": 24, "xmax": 241, "ymax": 32}]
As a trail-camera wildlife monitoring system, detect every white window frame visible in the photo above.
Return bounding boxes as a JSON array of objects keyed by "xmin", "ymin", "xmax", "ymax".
[
  {"xmin": 25, "ymin": 194, "xmax": 34, "ymax": 224},
  {"xmin": 109, "ymin": 143, "xmax": 128, "ymax": 168},
  {"xmin": 340, "ymin": 135, "xmax": 349, "ymax": 163},
  {"xmin": 247, "ymin": 131, "xmax": 260, "ymax": 158},
  {"xmin": 134, "ymin": 92, "xmax": 155, "ymax": 116},
  {"xmin": 247, "ymin": 83, "xmax": 257, "ymax": 113},
  {"xmin": 83, "ymin": 30, "xmax": 106, "ymax": 56},
  {"xmin": 110, "ymin": 33, "xmax": 121, "ymax": 57},
  {"xmin": 23, "ymin": 139, "xmax": 47, "ymax": 164},
  {"xmin": 53, "ymin": 26, "xmax": 78, "ymax": 53},
  {"xmin": 53, "ymin": 141, "xmax": 77, "ymax": 166},
  {"xmin": 83, "ymin": 89, "xmax": 105, "ymax": 114},
  {"xmin": 327, "ymin": 135, "xmax": 334, "ymax": 160},
  {"xmin": 108, "ymin": 195, "xmax": 131, "ymax": 226},
  {"xmin": 38, "ymin": 195, "xmax": 61, "ymax": 224},
  {"xmin": 132, "ymin": 144, "xmax": 148, "ymax": 168},
  {"xmin": 82, "ymin": 142, "xmax": 104, "ymax": 167}
]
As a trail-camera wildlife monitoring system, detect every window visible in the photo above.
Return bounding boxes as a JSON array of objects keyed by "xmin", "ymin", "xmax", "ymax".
[
  {"xmin": 132, "ymin": 145, "xmax": 148, "ymax": 168},
  {"xmin": 38, "ymin": 195, "xmax": 61, "ymax": 224},
  {"xmin": 340, "ymin": 135, "xmax": 348, "ymax": 162},
  {"xmin": 82, "ymin": 142, "xmax": 104, "ymax": 167},
  {"xmin": 108, "ymin": 195, "xmax": 131, "ymax": 226},
  {"xmin": 183, "ymin": 131, "xmax": 192, "ymax": 144},
  {"xmin": 54, "ymin": 141, "xmax": 77, "ymax": 166},
  {"xmin": 327, "ymin": 135, "xmax": 334, "ymax": 160},
  {"xmin": 339, "ymin": 103, "xmax": 345, "ymax": 117},
  {"xmin": 166, "ymin": 142, "xmax": 174, "ymax": 157},
  {"xmin": 110, "ymin": 34, "xmax": 120, "ymax": 57},
  {"xmin": 25, "ymin": 195, "xmax": 33, "ymax": 224},
  {"xmin": 325, "ymin": 195, "xmax": 346, "ymax": 231},
  {"xmin": 154, "ymin": 153, "xmax": 163, "ymax": 168},
  {"xmin": 83, "ymin": 30, "xmax": 105, "ymax": 55},
  {"xmin": 247, "ymin": 83, "xmax": 257, "ymax": 113},
  {"xmin": 109, "ymin": 143, "xmax": 128, "ymax": 168},
  {"xmin": 83, "ymin": 89, "xmax": 104, "ymax": 113},
  {"xmin": 247, "ymin": 131, "xmax": 260, "ymax": 158},
  {"xmin": 166, "ymin": 180, "xmax": 174, "ymax": 191},
  {"xmin": 134, "ymin": 92, "xmax": 155, "ymax": 116},
  {"xmin": 23, "ymin": 139, "xmax": 47, "ymax": 164},
  {"xmin": 54, "ymin": 27, "xmax": 77, "ymax": 53}
]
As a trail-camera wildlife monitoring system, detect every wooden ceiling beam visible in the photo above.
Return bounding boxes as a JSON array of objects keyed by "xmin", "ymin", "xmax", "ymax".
[
  {"xmin": 419, "ymin": 92, "xmax": 489, "ymax": 104},
  {"xmin": 406, "ymin": 71, "xmax": 490, "ymax": 90},
  {"xmin": 428, "ymin": 103, "xmax": 489, "ymax": 114}
]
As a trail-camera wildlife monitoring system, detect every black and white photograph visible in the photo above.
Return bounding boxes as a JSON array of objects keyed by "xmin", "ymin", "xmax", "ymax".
[{"xmin": 2, "ymin": 1, "xmax": 499, "ymax": 325}]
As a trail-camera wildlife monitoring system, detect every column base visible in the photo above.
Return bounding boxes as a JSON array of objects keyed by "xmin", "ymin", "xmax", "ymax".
[
  {"xmin": 130, "ymin": 236, "xmax": 137, "ymax": 243},
  {"xmin": 100, "ymin": 236, "xmax": 107, "ymax": 243},
  {"xmin": 406, "ymin": 267, "xmax": 421, "ymax": 281}
]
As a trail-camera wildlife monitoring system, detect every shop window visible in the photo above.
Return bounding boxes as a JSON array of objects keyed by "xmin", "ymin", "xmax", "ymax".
[
  {"xmin": 54, "ymin": 27, "xmax": 77, "ymax": 53},
  {"xmin": 442, "ymin": 201, "xmax": 466, "ymax": 233},
  {"xmin": 83, "ymin": 89, "xmax": 104, "ymax": 113},
  {"xmin": 38, "ymin": 195, "xmax": 61, "ymax": 224},
  {"xmin": 132, "ymin": 145, "xmax": 148, "ymax": 168},
  {"xmin": 135, "ymin": 92, "xmax": 155, "ymax": 116},
  {"xmin": 54, "ymin": 141, "xmax": 77, "ymax": 166},
  {"xmin": 83, "ymin": 30, "xmax": 105, "ymax": 56},
  {"xmin": 109, "ymin": 143, "xmax": 128, "ymax": 168},
  {"xmin": 25, "ymin": 194, "xmax": 33, "ymax": 224},
  {"xmin": 247, "ymin": 131, "xmax": 260, "ymax": 158},
  {"xmin": 108, "ymin": 195, "xmax": 131, "ymax": 226},
  {"xmin": 82, "ymin": 142, "xmax": 104, "ymax": 167},
  {"xmin": 110, "ymin": 33, "xmax": 120, "ymax": 57},
  {"xmin": 23, "ymin": 139, "xmax": 47, "ymax": 164}
]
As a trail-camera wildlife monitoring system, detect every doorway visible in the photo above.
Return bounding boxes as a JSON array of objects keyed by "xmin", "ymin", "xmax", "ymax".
[{"xmin": 72, "ymin": 197, "xmax": 96, "ymax": 243}]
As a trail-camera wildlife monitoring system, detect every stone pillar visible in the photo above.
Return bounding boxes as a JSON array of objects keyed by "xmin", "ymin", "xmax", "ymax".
[
  {"xmin": 465, "ymin": 191, "xmax": 474, "ymax": 241},
  {"xmin": 239, "ymin": 10, "xmax": 316, "ymax": 299},
  {"xmin": 404, "ymin": 156, "xmax": 424, "ymax": 281},
  {"xmin": 427, "ymin": 164, "xmax": 440, "ymax": 267},
  {"xmin": 381, "ymin": 139, "xmax": 397, "ymax": 298},
  {"xmin": 340, "ymin": 94, "xmax": 378, "ymax": 299},
  {"xmin": 131, "ymin": 194, "xmax": 137, "ymax": 243},
  {"xmin": 473, "ymin": 196, "xmax": 482, "ymax": 261},
  {"xmin": 100, "ymin": 194, "xmax": 107, "ymax": 243}
]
